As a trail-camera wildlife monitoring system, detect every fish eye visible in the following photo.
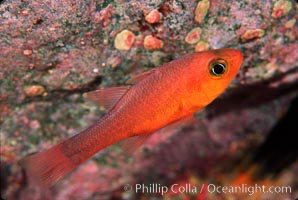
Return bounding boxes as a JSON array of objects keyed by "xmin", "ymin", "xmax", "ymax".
[{"xmin": 210, "ymin": 60, "xmax": 227, "ymax": 77}]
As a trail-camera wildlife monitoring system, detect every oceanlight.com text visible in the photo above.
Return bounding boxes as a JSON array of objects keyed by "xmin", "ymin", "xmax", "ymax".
[{"xmin": 123, "ymin": 183, "xmax": 292, "ymax": 196}]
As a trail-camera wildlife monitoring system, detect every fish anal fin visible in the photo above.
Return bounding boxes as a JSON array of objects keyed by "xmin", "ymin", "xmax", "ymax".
[
  {"xmin": 120, "ymin": 134, "xmax": 152, "ymax": 154},
  {"xmin": 160, "ymin": 115, "xmax": 195, "ymax": 134},
  {"xmin": 126, "ymin": 69, "xmax": 156, "ymax": 84},
  {"xmin": 83, "ymin": 86, "xmax": 130, "ymax": 110},
  {"xmin": 120, "ymin": 116, "xmax": 195, "ymax": 154}
]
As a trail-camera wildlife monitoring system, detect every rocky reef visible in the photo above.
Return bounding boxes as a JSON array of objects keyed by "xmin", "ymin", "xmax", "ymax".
[{"xmin": 0, "ymin": 0, "xmax": 297, "ymax": 199}]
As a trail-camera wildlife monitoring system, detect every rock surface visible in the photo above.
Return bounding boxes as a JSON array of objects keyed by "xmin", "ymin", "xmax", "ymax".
[{"xmin": 0, "ymin": 0, "xmax": 297, "ymax": 199}]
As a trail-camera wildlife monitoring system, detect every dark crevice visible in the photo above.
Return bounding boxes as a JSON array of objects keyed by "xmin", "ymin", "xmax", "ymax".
[
  {"xmin": 22, "ymin": 75, "xmax": 102, "ymax": 104},
  {"xmin": 0, "ymin": 161, "xmax": 10, "ymax": 199},
  {"xmin": 207, "ymin": 67, "xmax": 298, "ymax": 118},
  {"xmin": 237, "ymin": 95, "xmax": 298, "ymax": 180}
]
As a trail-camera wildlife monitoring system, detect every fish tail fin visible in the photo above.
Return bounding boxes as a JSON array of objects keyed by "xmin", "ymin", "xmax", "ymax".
[
  {"xmin": 21, "ymin": 119, "xmax": 118, "ymax": 186},
  {"xmin": 21, "ymin": 143, "xmax": 76, "ymax": 186}
]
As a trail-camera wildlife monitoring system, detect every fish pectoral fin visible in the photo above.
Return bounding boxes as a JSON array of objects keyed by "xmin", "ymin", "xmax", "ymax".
[
  {"xmin": 83, "ymin": 86, "xmax": 130, "ymax": 110},
  {"xmin": 126, "ymin": 68, "xmax": 157, "ymax": 84},
  {"xmin": 120, "ymin": 134, "xmax": 152, "ymax": 154}
]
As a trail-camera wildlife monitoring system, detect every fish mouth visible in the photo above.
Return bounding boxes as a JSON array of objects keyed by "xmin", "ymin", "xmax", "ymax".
[
  {"xmin": 222, "ymin": 49, "xmax": 243, "ymax": 70},
  {"xmin": 234, "ymin": 50, "xmax": 243, "ymax": 70}
]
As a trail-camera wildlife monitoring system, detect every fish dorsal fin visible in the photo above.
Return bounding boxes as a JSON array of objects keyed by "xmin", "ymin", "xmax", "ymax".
[
  {"xmin": 120, "ymin": 134, "xmax": 152, "ymax": 154},
  {"xmin": 83, "ymin": 86, "xmax": 130, "ymax": 110},
  {"xmin": 126, "ymin": 68, "xmax": 157, "ymax": 84}
]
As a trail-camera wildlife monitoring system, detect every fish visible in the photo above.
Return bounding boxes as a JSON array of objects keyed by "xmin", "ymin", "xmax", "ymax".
[{"xmin": 21, "ymin": 49, "xmax": 243, "ymax": 186}]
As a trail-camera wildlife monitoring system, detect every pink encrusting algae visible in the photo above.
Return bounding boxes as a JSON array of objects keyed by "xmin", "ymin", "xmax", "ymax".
[
  {"xmin": 195, "ymin": 41, "xmax": 210, "ymax": 52},
  {"xmin": 114, "ymin": 30, "xmax": 136, "ymax": 50},
  {"xmin": 240, "ymin": 29, "xmax": 265, "ymax": 42},
  {"xmin": 145, "ymin": 9, "xmax": 162, "ymax": 24},
  {"xmin": 194, "ymin": 0, "xmax": 210, "ymax": 24},
  {"xmin": 271, "ymin": 0, "xmax": 293, "ymax": 19},
  {"xmin": 185, "ymin": 27, "xmax": 202, "ymax": 44},
  {"xmin": 24, "ymin": 85, "xmax": 46, "ymax": 97},
  {"xmin": 143, "ymin": 35, "xmax": 164, "ymax": 50}
]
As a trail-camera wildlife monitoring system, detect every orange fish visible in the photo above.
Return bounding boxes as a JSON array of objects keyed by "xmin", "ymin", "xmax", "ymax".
[{"xmin": 22, "ymin": 49, "xmax": 243, "ymax": 185}]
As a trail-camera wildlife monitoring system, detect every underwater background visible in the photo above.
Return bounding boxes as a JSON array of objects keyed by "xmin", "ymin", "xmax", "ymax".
[{"xmin": 0, "ymin": 0, "xmax": 297, "ymax": 199}]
